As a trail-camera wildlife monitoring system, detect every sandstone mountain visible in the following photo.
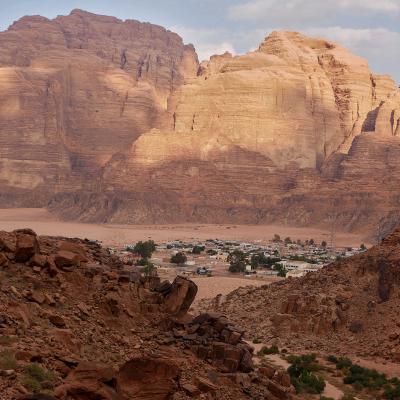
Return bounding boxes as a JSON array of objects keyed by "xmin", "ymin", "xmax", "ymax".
[
  {"xmin": 0, "ymin": 9, "xmax": 198, "ymax": 202},
  {"xmin": 0, "ymin": 228, "xmax": 297, "ymax": 399},
  {"xmin": 1, "ymin": 11, "xmax": 400, "ymax": 236},
  {"xmin": 200, "ymin": 226, "xmax": 400, "ymax": 362}
]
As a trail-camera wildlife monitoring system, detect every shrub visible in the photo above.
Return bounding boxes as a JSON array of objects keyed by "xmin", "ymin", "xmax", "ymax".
[
  {"xmin": 291, "ymin": 371, "xmax": 325, "ymax": 394},
  {"xmin": 192, "ymin": 245, "xmax": 205, "ymax": 254},
  {"xmin": 326, "ymin": 355, "xmax": 338, "ymax": 364},
  {"xmin": 329, "ymin": 356, "xmax": 397, "ymax": 395},
  {"xmin": 0, "ymin": 335, "xmax": 16, "ymax": 346},
  {"xmin": 22, "ymin": 363, "xmax": 56, "ymax": 393},
  {"xmin": 0, "ymin": 350, "xmax": 17, "ymax": 370},
  {"xmin": 131, "ymin": 240, "xmax": 156, "ymax": 259},
  {"xmin": 22, "ymin": 376, "xmax": 42, "ymax": 393},
  {"xmin": 170, "ymin": 252, "xmax": 187, "ymax": 265},
  {"xmin": 340, "ymin": 394, "xmax": 356, "ymax": 400},
  {"xmin": 25, "ymin": 363, "xmax": 55, "ymax": 383},
  {"xmin": 287, "ymin": 354, "xmax": 325, "ymax": 395},
  {"xmin": 385, "ymin": 381, "xmax": 400, "ymax": 400},
  {"xmin": 142, "ymin": 262, "xmax": 156, "ymax": 277},
  {"xmin": 274, "ymin": 263, "xmax": 287, "ymax": 277},
  {"xmin": 258, "ymin": 345, "xmax": 279, "ymax": 355},
  {"xmin": 343, "ymin": 364, "xmax": 387, "ymax": 390},
  {"xmin": 335, "ymin": 357, "xmax": 352, "ymax": 370}
]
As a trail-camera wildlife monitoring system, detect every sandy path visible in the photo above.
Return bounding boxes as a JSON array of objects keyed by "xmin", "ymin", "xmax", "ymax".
[
  {"xmin": 0, "ymin": 208, "xmax": 367, "ymax": 247},
  {"xmin": 191, "ymin": 276, "xmax": 269, "ymax": 304}
]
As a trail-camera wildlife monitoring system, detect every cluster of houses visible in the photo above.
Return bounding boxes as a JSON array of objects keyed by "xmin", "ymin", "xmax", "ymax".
[{"xmin": 113, "ymin": 237, "xmax": 367, "ymax": 279}]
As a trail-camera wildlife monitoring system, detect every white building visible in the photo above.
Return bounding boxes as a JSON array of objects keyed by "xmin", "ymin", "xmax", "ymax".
[
  {"xmin": 279, "ymin": 260, "xmax": 312, "ymax": 271},
  {"xmin": 286, "ymin": 264, "xmax": 322, "ymax": 278}
]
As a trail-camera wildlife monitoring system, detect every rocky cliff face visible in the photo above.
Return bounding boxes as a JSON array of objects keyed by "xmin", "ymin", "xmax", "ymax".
[
  {"xmin": 1, "ymin": 12, "xmax": 400, "ymax": 235},
  {"xmin": 0, "ymin": 9, "xmax": 198, "ymax": 198}
]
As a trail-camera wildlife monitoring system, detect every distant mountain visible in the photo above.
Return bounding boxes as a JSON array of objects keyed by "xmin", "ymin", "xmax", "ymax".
[{"xmin": 1, "ymin": 11, "xmax": 399, "ymax": 236}]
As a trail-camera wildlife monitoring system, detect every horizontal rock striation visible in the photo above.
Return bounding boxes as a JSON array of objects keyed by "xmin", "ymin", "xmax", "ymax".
[
  {"xmin": 1, "ymin": 12, "xmax": 400, "ymax": 235},
  {"xmin": 0, "ymin": 9, "xmax": 197, "ymax": 200}
]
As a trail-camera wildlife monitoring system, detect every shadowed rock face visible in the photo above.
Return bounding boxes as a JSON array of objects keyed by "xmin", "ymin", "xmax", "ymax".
[
  {"xmin": 0, "ymin": 9, "xmax": 198, "ymax": 195},
  {"xmin": 1, "ymin": 12, "xmax": 400, "ymax": 234}
]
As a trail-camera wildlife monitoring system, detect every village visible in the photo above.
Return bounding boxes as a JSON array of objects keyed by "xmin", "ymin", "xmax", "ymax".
[{"xmin": 112, "ymin": 234, "xmax": 368, "ymax": 282}]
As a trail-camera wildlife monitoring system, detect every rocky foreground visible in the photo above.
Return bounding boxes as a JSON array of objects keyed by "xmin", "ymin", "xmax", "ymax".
[
  {"xmin": 200, "ymin": 227, "xmax": 400, "ymax": 362},
  {"xmin": 0, "ymin": 228, "xmax": 299, "ymax": 400}
]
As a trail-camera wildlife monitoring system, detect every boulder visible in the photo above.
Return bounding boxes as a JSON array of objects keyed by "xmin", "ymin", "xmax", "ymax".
[
  {"xmin": 195, "ymin": 377, "xmax": 217, "ymax": 394},
  {"xmin": 116, "ymin": 357, "xmax": 180, "ymax": 399},
  {"xmin": 15, "ymin": 232, "xmax": 40, "ymax": 263},
  {"xmin": 29, "ymin": 254, "xmax": 48, "ymax": 268},
  {"xmin": 54, "ymin": 361, "xmax": 117, "ymax": 400},
  {"xmin": 54, "ymin": 250, "xmax": 81, "ymax": 270},
  {"xmin": 0, "ymin": 252, "xmax": 9, "ymax": 267},
  {"xmin": 259, "ymin": 366, "xmax": 276, "ymax": 379},
  {"xmin": 58, "ymin": 241, "xmax": 89, "ymax": 263},
  {"xmin": 267, "ymin": 380, "xmax": 292, "ymax": 400},
  {"xmin": 0, "ymin": 231, "xmax": 16, "ymax": 253},
  {"xmin": 163, "ymin": 276, "xmax": 198, "ymax": 315},
  {"xmin": 49, "ymin": 315, "xmax": 66, "ymax": 328},
  {"xmin": 239, "ymin": 349, "xmax": 254, "ymax": 373}
]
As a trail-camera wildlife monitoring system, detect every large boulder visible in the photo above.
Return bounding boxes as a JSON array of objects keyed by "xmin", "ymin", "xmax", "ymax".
[
  {"xmin": 163, "ymin": 276, "xmax": 198, "ymax": 315},
  {"xmin": 15, "ymin": 230, "xmax": 40, "ymax": 262},
  {"xmin": 116, "ymin": 358, "xmax": 180, "ymax": 400},
  {"xmin": 58, "ymin": 241, "xmax": 89, "ymax": 263},
  {"xmin": 0, "ymin": 230, "xmax": 16, "ymax": 253},
  {"xmin": 54, "ymin": 361, "xmax": 118, "ymax": 400},
  {"xmin": 54, "ymin": 250, "xmax": 81, "ymax": 270}
]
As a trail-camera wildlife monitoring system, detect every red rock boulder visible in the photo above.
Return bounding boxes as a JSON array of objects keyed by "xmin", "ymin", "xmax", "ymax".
[
  {"xmin": 15, "ymin": 230, "xmax": 40, "ymax": 263},
  {"xmin": 163, "ymin": 276, "xmax": 197, "ymax": 315},
  {"xmin": 116, "ymin": 357, "xmax": 180, "ymax": 400},
  {"xmin": 54, "ymin": 361, "xmax": 118, "ymax": 400},
  {"xmin": 54, "ymin": 250, "xmax": 81, "ymax": 270}
]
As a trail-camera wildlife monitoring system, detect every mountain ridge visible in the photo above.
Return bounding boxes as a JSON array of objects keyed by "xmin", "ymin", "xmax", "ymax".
[{"xmin": 0, "ymin": 10, "xmax": 399, "ymax": 237}]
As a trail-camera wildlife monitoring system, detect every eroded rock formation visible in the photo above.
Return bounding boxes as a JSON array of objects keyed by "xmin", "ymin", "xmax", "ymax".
[
  {"xmin": 0, "ymin": 228, "xmax": 296, "ymax": 399},
  {"xmin": 1, "ymin": 11, "xmax": 400, "ymax": 235},
  {"xmin": 0, "ymin": 9, "xmax": 197, "ymax": 201}
]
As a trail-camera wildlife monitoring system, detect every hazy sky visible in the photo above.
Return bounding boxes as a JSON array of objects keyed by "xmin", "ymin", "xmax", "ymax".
[{"xmin": 1, "ymin": 0, "xmax": 399, "ymax": 82}]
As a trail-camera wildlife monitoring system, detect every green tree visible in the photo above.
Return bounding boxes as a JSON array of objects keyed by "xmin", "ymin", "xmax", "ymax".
[
  {"xmin": 132, "ymin": 240, "xmax": 156, "ymax": 260},
  {"xmin": 321, "ymin": 240, "xmax": 327, "ymax": 248},
  {"xmin": 360, "ymin": 243, "xmax": 366, "ymax": 250},
  {"xmin": 192, "ymin": 245, "xmax": 205, "ymax": 254},
  {"xmin": 170, "ymin": 252, "xmax": 187, "ymax": 265},
  {"xmin": 143, "ymin": 262, "xmax": 156, "ymax": 277},
  {"xmin": 250, "ymin": 252, "xmax": 268, "ymax": 268},
  {"xmin": 274, "ymin": 263, "xmax": 287, "ymax": 277},
  {"xmin": 228, "ymin": 250, "xmax": 247, "ymax": 273}
]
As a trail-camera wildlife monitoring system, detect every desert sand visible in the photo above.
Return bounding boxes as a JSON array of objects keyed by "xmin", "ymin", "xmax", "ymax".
[
  {"xmin": 191, "ymin": 276, "xmax": 270, "ymax": 303},
  {"xmin": 0, "ymin": 208, "xmax": 367, "ymax": 247}
]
